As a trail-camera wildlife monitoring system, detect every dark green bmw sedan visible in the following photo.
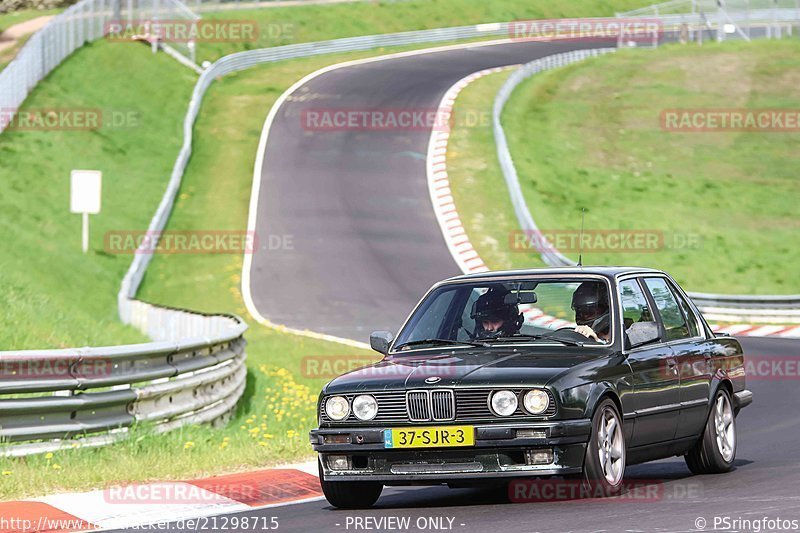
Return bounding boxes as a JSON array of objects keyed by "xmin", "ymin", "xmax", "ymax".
[{"xmin": 310, "ymin": 267, "xmax": 753, "ymax": 508}]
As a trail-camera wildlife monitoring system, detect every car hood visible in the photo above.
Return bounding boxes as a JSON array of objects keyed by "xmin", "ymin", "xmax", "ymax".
[{"xmin": 322, "ymin": 346, "xmax": 608, "ymax": 394}]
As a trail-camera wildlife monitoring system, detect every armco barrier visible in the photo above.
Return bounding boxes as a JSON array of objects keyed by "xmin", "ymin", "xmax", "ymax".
[{"xmin": 0, "ymin": 309, "xmax": 246, "ymax": 457}]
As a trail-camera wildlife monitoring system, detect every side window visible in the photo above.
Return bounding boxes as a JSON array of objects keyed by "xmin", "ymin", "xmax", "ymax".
[
  {"xmin": 619, "ymin": 279, "xmax": 653, "ymax": 333},
  {"xmin": 643, "ymin": 277, "xmax": 690, "ymax": 341},
  {"xmin": 669, "ymin": 284, "xmax": 701, "ymax": 338}
]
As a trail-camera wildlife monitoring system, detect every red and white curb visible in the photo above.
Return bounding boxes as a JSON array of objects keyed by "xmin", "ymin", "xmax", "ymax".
[
  {"xmin": 0, "ymin": 461, "xmax": 320, "ymax": 533},
  {"xmin": 710, "ymin": 323, "xmax": 800, "ymax": 338},
  {"xmin": 426, "ymin": 66, "xmax": 516, "ymax": 276},
  {"xmin": 425, "ymin": 67, "xmax": 800, "ymax": 340}
]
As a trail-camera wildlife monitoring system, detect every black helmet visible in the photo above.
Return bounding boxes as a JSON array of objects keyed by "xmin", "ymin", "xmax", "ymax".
[
  {"xmin": 471, "ymin": 287, "xmax": 523, "ymax": 339},
  {"xmin": 571, "ymin": 282, "xmax": 610, "ymax": 333}
]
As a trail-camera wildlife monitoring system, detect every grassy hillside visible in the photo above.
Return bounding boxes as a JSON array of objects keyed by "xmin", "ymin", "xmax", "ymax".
[{"xmin": 0, "ymin": 40, "xmax": 196, "ymax": 349}]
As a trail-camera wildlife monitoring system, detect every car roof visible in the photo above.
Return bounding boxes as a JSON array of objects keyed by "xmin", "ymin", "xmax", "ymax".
[{"xmin": 444, "ymin": 265, "xmax": 665, "ymax": 283}]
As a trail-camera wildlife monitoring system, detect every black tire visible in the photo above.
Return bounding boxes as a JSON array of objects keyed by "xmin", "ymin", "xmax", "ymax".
[
  {"xmin": 318, "ymin": 460, "xmax": 383, "ymax": 508},
  {"xmin": 579, "ymin": 398, "xmax": 626, "ymax": 497},
  {"xmin": 685, "ymin": 388, "xmax": 736, "ymax": 474}
]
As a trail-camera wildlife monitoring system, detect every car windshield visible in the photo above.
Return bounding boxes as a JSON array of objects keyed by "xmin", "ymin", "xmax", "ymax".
[{"xmin": 393, "ymin": 278, "xmax": 613, "ymax": 350}]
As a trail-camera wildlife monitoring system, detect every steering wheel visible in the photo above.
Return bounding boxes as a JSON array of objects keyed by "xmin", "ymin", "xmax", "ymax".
[{"xmin": 551, "ymin": 326, "xmax": 595, "ymax": 342}]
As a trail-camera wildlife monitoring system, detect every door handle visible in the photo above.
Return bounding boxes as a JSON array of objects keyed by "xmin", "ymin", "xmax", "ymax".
[{"xmin": 666, "ymin": 358, "xmax": 678, "ymax": 375}]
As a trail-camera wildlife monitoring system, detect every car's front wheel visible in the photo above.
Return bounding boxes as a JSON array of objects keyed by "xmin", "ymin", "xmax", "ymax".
[
  {"xmin": 580, "ymin": 398, "xmax": 626, "ymax": 497},
  {"xmin": 685, "ymin": 388, "xmax": 736, "ymax": 474},
  {"xmin": 318, "ymin": 460, "xmax": 383, "ymax": 508}
]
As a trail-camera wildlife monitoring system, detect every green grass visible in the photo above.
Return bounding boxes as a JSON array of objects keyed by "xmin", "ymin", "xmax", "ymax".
[
  {"xmin": 447, "ymin": 40, "xmax": 800, "ymax": 295},
  {"xmin": 0, "ymin": 40, "xmax": 197, "ymax": 349},
  {"xmin": 196, "ymin": 0, "xmax": 652, "ymax": 63}
]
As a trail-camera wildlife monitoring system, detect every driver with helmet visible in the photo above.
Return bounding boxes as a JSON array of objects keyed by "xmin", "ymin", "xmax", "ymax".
[
  {"xmin": 471, "ymin": 287, "xmax": 524, "ymax": 340},
  {"xmin": 571, "ymin": 281, "xmax": 611, "ymax": 342}
]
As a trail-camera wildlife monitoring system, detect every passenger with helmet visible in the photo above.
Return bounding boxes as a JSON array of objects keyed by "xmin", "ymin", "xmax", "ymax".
[
  {"xmin": 571, "ymin": 281, "xmax": 611, "ymax": 342},
  {"xmin": 470, "ymin": 286, "xmax": 524, "ymax": 340}
]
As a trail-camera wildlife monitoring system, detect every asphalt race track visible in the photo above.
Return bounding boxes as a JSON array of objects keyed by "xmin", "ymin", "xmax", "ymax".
[
  {"xmin": 114, "ymin": 336, "xmax": 800, "ymax": 533},
  {"xmin": 247, "ymin": 39, "xmax": 611, "ymax": 341}
]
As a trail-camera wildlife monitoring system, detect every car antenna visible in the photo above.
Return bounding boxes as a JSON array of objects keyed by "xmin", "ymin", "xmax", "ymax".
[{"xmin": 577, "ymin": 208, "xmax": 586, "ymax": 267}]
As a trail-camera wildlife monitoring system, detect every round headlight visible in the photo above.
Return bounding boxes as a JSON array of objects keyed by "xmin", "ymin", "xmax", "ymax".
[
  {"xmin": 352, "ymin": 394, "xmax": 378, "ymax": 421},
  {"xmin": 523, "ymin": 389, "xmax": 550, "ymax": 415},
  {"xmin": 490, "ymin": 390, "xmax": 518, "ymax": 417},
  {"xmin": 325, "ymin": 396, "xmax": 350, "ymax": 421}
]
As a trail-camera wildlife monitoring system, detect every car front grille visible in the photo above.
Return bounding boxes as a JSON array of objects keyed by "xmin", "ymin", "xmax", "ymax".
[
  {"xmin": 319, "ymin": 388, "xmax": 556, "ymax": 425},
  {"xmin": 407, "ymin": 391, "xmax": 430, "ymax": 421},
  {"xmin": 431, "ymin": 390, "xmax": 454, "ymax": 420}
]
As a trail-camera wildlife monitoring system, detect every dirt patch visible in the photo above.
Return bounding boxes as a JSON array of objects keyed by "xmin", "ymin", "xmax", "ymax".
[{"xmin": 0, "ymin": 14, "xmax": 52, "ymax": 56}]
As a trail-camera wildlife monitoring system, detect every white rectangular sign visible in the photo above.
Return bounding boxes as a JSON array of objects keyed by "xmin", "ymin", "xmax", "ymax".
[{"xmin": 70, "ymin": 170, "xmax": 102, "ymax": 214}]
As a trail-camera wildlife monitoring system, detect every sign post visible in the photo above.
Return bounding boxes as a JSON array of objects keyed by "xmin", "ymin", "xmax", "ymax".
[{"xmin": 70, "ymin": 170, "xmax": 102, "ymax": 253}]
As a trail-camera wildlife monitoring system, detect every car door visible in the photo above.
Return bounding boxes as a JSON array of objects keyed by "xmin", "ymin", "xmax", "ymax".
[
  {"xmin": 619, "ymin": 277, "xmax": 680, "ymax": 447},
  {"xmin": 643, "ymin": 276, "xmax": 712, "ymax": 441}
]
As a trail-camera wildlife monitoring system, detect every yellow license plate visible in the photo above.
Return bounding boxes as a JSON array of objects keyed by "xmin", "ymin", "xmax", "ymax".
[{"xmin": 384, "ymin": 426, "xmax": 474, "ymax": 448}]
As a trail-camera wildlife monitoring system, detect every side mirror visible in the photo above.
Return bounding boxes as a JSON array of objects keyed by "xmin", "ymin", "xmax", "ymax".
[
  {"xmin": 370, "ymin": 331, "xmax": 394, "ymax": 355},
  {"xmin": 625, "ymin": 321, "xmax": 661, "ymax": 349}
]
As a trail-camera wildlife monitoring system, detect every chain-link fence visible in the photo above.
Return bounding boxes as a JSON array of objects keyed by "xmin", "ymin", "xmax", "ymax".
[
  {"xmin": 619, "ymin": 0, "xmax": 800, "ymax": 42},
  {"xmin": 0, "ymin": 0, "xmax": 198, "ymax": 136}
]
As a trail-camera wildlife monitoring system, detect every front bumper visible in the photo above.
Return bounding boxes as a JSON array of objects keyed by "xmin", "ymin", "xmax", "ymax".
[{"xmin": 310, "ymin": 420, "xmax": 591, "ymax": 482}]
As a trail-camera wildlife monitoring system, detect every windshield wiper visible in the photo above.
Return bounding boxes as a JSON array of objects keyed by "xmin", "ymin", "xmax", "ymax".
[
  {"xmin": 394, "ymin": 338, "xmax": 489, "ymax": 351},
  {"xmin": 491, "ymin": 333, "xmax": 585, "ymax": 347}
]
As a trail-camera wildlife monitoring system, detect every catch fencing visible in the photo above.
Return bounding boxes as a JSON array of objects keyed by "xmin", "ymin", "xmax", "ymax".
[{"xmin": 0, "ymin": 0, "xmax": 199, "ymax": 137}]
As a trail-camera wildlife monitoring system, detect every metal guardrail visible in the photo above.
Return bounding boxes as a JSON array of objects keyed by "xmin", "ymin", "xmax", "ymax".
[
  {"xmin": 491, "ymin": 18, "xmax": 800, "ymax": 322},
  {"xmin": 0, "ymin": 310, "xmax": 247, "ymax": 457}
]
